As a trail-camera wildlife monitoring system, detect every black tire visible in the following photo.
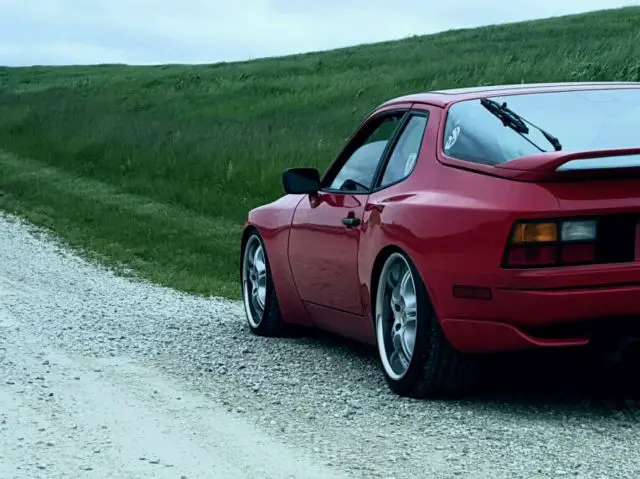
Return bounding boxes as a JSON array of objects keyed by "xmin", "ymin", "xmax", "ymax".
[
  {"xmin": 241, "ymin": 231, "xmax": 286, "ymax": 337},
  {"xmin": 374, "ymin": 250, "xmax": 479, "ymax": 398}
]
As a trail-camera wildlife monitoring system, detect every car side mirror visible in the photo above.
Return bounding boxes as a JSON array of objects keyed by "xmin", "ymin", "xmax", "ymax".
[{"xmin": 282, "ymin": 168, "xmax": 320, "ymax": 195}]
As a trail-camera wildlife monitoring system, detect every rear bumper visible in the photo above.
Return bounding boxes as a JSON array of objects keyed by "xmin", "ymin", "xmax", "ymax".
[
  {"xmin": 440, "ymin": 318, "xmax": 590, "ymax": 353},
  {"xmin": 436, "ymin": 266, "xmax": 640, "ymax": 353},
  {"xmin": 490, "ymin": 282, "xmax": 640, "ymax": 327}
]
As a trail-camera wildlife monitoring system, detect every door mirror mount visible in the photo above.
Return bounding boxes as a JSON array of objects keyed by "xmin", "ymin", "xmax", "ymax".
[{"xmin": 282, "ymin": 168, "xmax": 321, "ymax": 195}]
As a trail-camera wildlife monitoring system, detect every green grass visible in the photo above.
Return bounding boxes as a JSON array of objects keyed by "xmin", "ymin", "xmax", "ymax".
[{"xmin": 1, "ymin": 6, "xmax": 640, "ymax": 298}]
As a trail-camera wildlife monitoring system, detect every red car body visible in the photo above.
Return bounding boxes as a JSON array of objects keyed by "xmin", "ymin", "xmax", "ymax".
[{"xmin": 243, "ymin": 82, "xmax": 640, "ymax": 356}]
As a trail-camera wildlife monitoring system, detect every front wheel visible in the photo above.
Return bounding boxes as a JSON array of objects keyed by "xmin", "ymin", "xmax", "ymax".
[
  {"xmin": 375, "ymin": 251, "xmax": 478, "ymax": 398},
  {"xmin": 241, "ymin": 232, "xmax": 285, "ymax": 336}
]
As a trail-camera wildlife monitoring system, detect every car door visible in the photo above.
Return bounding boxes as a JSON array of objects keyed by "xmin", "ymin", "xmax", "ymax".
[{"xmin": 288, "ymin": 107, "xmax": 408, "ymax": 315}]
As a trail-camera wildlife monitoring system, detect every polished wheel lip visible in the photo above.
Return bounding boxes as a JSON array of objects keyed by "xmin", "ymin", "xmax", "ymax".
[
  {"xmin": 242, "ymin": 235, "xmax": 267, "ymax": 328},
  {"xmin": 376, "ymin": 252, "xmax": 418, "ymax": 381}
]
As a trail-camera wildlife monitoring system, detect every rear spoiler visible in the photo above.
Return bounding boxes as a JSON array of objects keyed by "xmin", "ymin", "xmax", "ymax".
[{"xmin": 493, "ymin": 147, "xmax": 640, "ymax": 181}]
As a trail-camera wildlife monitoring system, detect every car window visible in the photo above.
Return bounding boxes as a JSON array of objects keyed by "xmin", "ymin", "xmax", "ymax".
[
  {"xmin": 442, "ymin": 88, "xmax": 640, "ymax": 166},
  {"xmin": 328, "ymin": 114, "xmax": 403, "ymax": 192},
  {"xmin": 379, "ymin": 115, "xmax": 428, "ymax": 188}
]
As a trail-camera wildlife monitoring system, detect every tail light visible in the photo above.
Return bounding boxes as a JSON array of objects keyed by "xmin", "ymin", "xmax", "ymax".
[{"xmin": 503, "ymin": 219, "xmax": 597, "ymax": 268}]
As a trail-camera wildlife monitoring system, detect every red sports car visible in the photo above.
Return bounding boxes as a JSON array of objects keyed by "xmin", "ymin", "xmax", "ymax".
[{"xmin": 240, "ymin": 82, "xmax": 640, "ymax": 398}]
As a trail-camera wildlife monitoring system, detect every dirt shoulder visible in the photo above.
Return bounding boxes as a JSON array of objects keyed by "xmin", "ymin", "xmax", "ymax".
[{"xmin": 0, "ymin": 305, "xmax": 343, "ymax": 479}]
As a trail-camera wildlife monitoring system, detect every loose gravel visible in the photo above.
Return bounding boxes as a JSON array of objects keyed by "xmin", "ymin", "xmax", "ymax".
[{"xmin": 1, "ymin": 212, "xmax": 640, "ymax": 478}]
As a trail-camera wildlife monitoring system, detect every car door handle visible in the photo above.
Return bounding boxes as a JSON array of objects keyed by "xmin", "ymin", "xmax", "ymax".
[{"xmin": 341, "ymin": 216, "xmax": 361, "ymax": 227}]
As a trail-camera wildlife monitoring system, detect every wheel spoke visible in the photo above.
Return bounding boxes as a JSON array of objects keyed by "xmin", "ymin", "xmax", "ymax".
[
  {"xmin": 402, "ymin": 322, "xmax": 416, "ymax": 358},
  {"xmin": 243, "ymin": 237, "xmax": 268, "ymax": 328},
  {"xmin": 252, "ymin": 287, "xmax": 263, "ymax": 310},
  {"xmin": 404, "ymin": 303, "xmax": 417, "ymax": 321},
  {"xmin": 392, "ymin": 328, "xmax": 404, "ymax": 352},
  {"xmin": 403, "ymin": 316, "xmax": 417, "ymax": 329},
  {"xmin": 390, "ymin": 286, "xmax": 403, "ymax": 319},
  {"xmin": 254, "ymin": 248, "xmax": 266, "ymax": 273},
  {"xmin": 391, "ymin": 327, "xmax": 411, "ymax": 366},
  {"xmin": 375, "ymin": 253, "xmax": 418, "ymax": 380},
  {"xmin": 400, "ymin": 271, "xmax": 415, "ymax": 305}
]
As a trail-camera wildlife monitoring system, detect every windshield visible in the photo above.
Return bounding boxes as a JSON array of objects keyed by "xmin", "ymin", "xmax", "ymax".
[{"xmin": 442, "ymin": 88, "xmax": 640, "ymax": 165}]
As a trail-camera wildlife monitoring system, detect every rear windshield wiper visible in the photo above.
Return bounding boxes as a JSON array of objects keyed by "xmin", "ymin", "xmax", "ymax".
[{"xmin": 480, "ymin": 97, "xmax": 562, "ymax": 151}]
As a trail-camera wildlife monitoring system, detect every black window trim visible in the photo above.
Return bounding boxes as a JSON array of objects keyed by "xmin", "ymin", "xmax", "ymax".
[{"xmin": 319, "ymin": 109, "xmax": 410, "ymax": 195}]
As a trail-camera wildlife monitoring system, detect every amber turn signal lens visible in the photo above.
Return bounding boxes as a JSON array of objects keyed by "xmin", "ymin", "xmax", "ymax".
[{"xmin": 511, "ymin": 222, "xmax": 558, "ymax": 244}]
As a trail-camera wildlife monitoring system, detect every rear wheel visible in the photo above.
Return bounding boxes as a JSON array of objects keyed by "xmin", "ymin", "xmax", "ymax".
[
  {"xmin": 241, "ymin": 232, "xmax": 285, "ymax": 336},
  {"xmin": 375, "ymin": 251, "xmax": 478, "ymax": 397}
]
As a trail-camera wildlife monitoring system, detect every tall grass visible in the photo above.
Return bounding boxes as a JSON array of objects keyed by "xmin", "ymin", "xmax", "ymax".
[{"xmin": 1, "ymin": 7, "xmax": 640, "ymax": 297}]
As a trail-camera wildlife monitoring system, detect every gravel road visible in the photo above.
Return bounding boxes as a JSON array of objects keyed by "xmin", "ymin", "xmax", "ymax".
[{"xmin": 1, "ymin": 212, "xmax": 640, "ymax": 479}]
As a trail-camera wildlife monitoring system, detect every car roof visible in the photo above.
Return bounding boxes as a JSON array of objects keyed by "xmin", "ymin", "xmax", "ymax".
[{"xmin": 380, "ymin": 81, "xmax": 640, "ymax": 109}]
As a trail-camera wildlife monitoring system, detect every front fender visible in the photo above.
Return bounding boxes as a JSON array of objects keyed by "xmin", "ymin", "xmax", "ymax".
[{"xmin": 243, "ymin": 194, "xmax": 312, "ymax": 326}]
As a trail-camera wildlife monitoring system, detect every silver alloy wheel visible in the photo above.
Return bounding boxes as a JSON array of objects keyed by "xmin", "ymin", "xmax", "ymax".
[
  {"xmin": 242, "ymin": 235, "xmax": 267, "ymax": 328},
  {"xmin": 376, "ymin": 253, "xmax": 418, "ymax": 381}
]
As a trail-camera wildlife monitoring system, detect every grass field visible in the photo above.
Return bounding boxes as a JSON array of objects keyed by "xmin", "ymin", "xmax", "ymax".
[{"xmin": 1, "ymin": 6, "xmax": 640, "ymax": 298}]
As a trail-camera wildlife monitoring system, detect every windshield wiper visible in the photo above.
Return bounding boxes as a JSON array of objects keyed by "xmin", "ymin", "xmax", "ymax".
[{"xmin": 480, "ymin": 97, "xmax": 562, "ymax": 151}]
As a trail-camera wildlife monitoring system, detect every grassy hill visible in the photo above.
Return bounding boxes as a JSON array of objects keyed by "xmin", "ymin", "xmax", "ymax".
[{"xmin": 1, "ymin": 6, "xmax": 640, "ymax": 298}]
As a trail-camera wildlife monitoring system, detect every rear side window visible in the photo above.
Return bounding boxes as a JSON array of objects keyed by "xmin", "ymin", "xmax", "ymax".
[
  {"xmin": 442, "ymin": 88, "xmax": 640, "ymax": 165},
  {"xmin": 379, "ymin": 114, "xmax": 428, "ymax": 188}
]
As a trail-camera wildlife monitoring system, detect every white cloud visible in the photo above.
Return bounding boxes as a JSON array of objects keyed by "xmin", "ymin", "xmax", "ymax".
[{"xmin": 1, "ymin": 0, "xmax": 639, "ymax": 66}]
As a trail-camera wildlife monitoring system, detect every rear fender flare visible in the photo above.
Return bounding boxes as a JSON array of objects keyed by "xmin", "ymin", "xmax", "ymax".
[{"xmin": 369, "ymin": 244, "xmax": 439, "ymax": 327}]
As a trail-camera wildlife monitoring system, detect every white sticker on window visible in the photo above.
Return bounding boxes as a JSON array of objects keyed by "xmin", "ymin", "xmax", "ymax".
[
  {"xmin": 445, "ymin": 126, "xmax": 460, "ymax": 150},
  {"xmin": 404, "ymin": 152, "xmax": 417, "ymax": 175}
]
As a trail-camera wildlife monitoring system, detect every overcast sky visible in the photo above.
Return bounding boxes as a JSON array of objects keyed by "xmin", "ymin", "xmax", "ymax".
[{"xmin": 1, "ymin": 0, "xmax": 638, "ymax": 66}]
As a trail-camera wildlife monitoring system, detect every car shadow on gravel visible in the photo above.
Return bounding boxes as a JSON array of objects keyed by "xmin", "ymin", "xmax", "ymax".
[
  {"xmin": 474, "ymin": 349, "xmax": 640, "ymax": 418},
  {"xmin": 294, "ymin": 326, "xmax": 640, "ymax": 419}
]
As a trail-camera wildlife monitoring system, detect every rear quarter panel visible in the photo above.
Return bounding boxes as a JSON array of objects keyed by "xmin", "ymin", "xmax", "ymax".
[
  {"xmin": 245, "ymin": 194, "xmax": 313, "ymax": 326},
  {"xmin": 360, "ymin": 105, "xmax": 563, "ymax": 324}
]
